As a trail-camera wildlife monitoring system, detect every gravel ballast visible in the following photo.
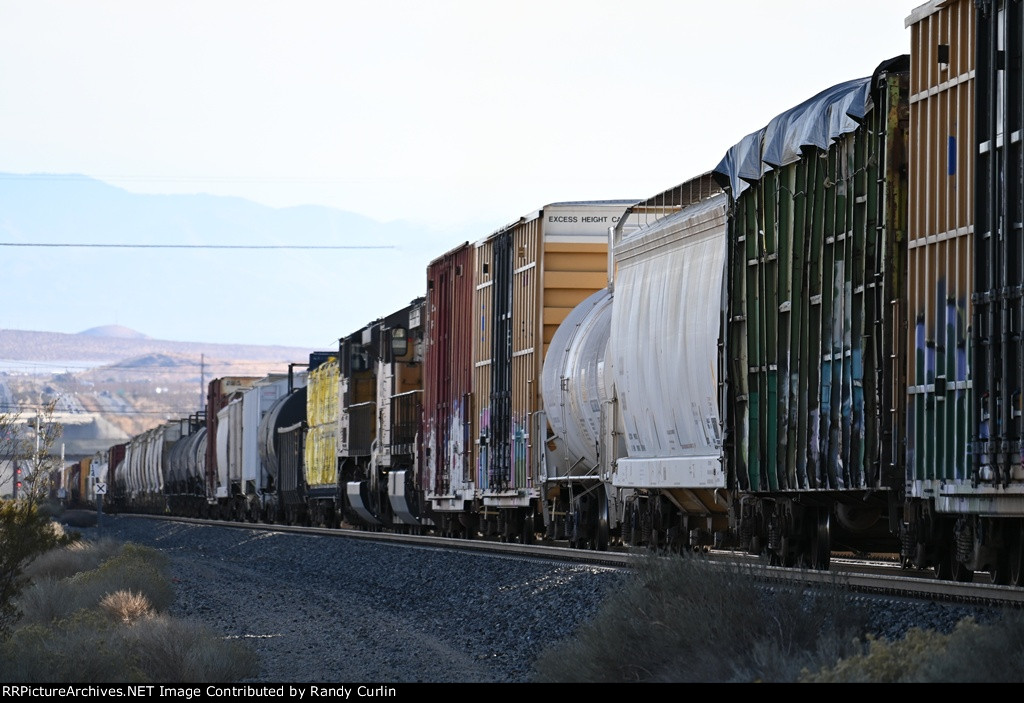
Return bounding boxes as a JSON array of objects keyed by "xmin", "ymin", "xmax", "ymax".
[
  {"xmin": 86, "ymin": 516, "xmax": 625, "ymax": 683},
  {"xmin": 79, "ymin": 515, "xmax": 999, "ymax": 683}
]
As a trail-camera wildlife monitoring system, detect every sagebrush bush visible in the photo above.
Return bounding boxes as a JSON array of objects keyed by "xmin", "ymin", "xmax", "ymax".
[
  {"xmin": 0, "ymin": 538, "xmax": 260, "ymax": 684},
  {"xmin": 531, "ymin": 552, "xmax": 871, "ymax": 683},
  {"xmin": 23, "ymin": 537, "xmax": 123, "ymax": 581},
  {"xmin": 804, "ymin": 611, "xmax": 1024, "ymax": 683},
  {"xmin": 14, "ymin": 577, "xmax": 87, "ymax": 626},
  {"xmin": 801, "ymin": 627, "xmax": 952, "ymax": 683},
  {"xmin": 0, "ymin": 608, "xmax": 257, "ymax": 683},
  {"xmin": 67, "ymin": 547, "xmax": 174, "ymax": 613},
  {"xmin": 0, "ymin": 611, "xmax": 148, "ymax": 683},
  {"xmin": 0, "ymin": 500, "xmax": 78, "ymax": 637},
  {"xmin": 912, "ymin": 611, "xmax": 1024, "ymax": 682},
  {"xmin": 15, "ymin": 541, "xmax": 171, "ymax": 626},
  {"xmin": 124, "ymin": 615, "xmax": 261, "ymax": 683}
]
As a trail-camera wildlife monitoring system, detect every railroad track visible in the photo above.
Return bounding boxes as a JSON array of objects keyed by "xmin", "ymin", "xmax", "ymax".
[{"xmin": 109, "ymin": 513, "xmax": 1024, "ymax": 610}]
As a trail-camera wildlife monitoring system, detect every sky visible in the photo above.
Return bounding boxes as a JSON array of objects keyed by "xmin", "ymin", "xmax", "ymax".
[{"xmin": 0, "ymin": 1, "xmax": 927, "ymax": 350}]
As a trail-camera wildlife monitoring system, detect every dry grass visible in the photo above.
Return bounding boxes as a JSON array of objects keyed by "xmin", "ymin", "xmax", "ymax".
[
  {"xmin": 531, "ymin": 552, "xmax": 872, "ymax": 683},
  {"xmin": 803, "ymin": 612, "xmax": 1024, "ymax": 683},
  {"xmin": 124, "ymin": 615, "xmax": 260, "ymax": 683},
  {"xmin": 100, "ymin": 590, "xmax": 154, "ymax": 624},
  {"xmin": 0, "ymin": 538, "xmax": 259, "ymax": 683},
  {"xmin": 530, "ymin": 551, "xmax": 1024, "ymax": 683},
  {"xmin": 66, "ymin": 546, "xmax": 174, "ymax": 613},
  {"xmin": 22, "ymin": 537, "xmax": 123, "ymax": 581}
]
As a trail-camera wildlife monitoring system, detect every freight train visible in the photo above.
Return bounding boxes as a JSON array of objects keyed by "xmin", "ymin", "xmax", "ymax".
[{"xmin": 72, "ymin": 0, "xmax": 1024, "ymax": 585}]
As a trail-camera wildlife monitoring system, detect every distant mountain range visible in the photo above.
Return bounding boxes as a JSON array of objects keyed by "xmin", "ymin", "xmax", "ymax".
[
  {"xmin": 0, "ymin": 327, "xmax": 314, "ymax": 365},
  {"xmin": 0, "ymin": 173, "xmax": 481, "ymax": 348},
  {"xmin": 78, "ymin": 325, "xmax": 150, "ymax": 340}
]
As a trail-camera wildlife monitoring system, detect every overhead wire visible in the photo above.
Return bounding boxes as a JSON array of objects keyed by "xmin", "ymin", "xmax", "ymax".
[{"xmin": 0, "ymin": 242, "xmax": 393, "ymax": 250}]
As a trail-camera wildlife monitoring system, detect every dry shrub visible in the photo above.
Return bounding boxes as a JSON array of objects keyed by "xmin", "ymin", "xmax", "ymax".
[
  {"xmin": 69, "ymin": 547, "xmax": 174, "ymax": 613},
  {"xmin": 0, "ymin": 536, "xmax": 259, "ymax": 684},
  {"xmin": 805, "ymin": 611, "xmax": 1024, "ymax": 683},
  {"xmin": 0, "ymin": 609, "xmax": 258, "ymax": 683},
  {"xmin": 100, "ymin": 589, "xmax": 153, "ymax": 624},
  {"xmin": 23, "ymin": 537, "xmax": 123, "ymax": 581},
  {"xmin": 0, "ymin": 500, "xmax": 78, "ymax": 638},
  {"xmin": 0, "ymin": 612, "xmax": 148, "ymax": 683},
  {"xmin": 531, "ymin": 552, "xmax": 870, "ymax": 683},
  {"xmin": 124, "ymin": 615, "xmax": 260, "ymax": 683},
  {"xmin": 801, "ymin": 627, "xmax": 951, "ymax": 683},
  {"xmin": 16, "ymin": 541, "xmax": 171, "ymax": 625},
  {"xmin": 14, "ymin": 577, "xmax": 90, "ymax": 625}
]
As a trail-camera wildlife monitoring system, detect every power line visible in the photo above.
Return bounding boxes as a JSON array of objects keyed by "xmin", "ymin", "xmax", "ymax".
[
  {"xmin": 0, "ymin": 404, "xmax": 200, "ymax": 417},
  {"xmin": 0, "ymin": 242, "xmax": 394, "ymax": 250},
  {"xmin": 0, "ymin": 361, "xmax": 299, "ymax": 375}
]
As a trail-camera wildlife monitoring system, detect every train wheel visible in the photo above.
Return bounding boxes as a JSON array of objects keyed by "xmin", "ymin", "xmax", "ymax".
[
  {"xmin": 1010, "ymin": 522, "xmax": 1024, "ymax": 587},
  {"xmin": 809, "ymin": 508, "xmax": 831, "ymax": 571},
  {"xmin": 991, "ymin": 553, "xmax": 1012, "ymax": 586},
  {"xmin": 933, "ymin": 546, "xmax": 952, "ymax": 580},
  {"xmin": 778, "ymin": 534, "xmax": 795, "ymax": 567},
  {"xmin": 950, "ymin": 557, "xmax": 974, "ymax": 583},
  {"xmin": 568, "ymin": 507, "xmax": 581, "ymax": 549},
  {"xmin": 594, "ymin": 490, "xmax": 609, "ymax": 552},
  {"xmin": 522, "ymin": 509, "xmax": 536, "ymax": 545}
]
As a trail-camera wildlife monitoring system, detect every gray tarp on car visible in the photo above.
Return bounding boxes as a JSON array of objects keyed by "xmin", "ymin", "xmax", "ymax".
[{"xmin": 712, "ymin": 76, "xmax": 871, "ymax": 196}]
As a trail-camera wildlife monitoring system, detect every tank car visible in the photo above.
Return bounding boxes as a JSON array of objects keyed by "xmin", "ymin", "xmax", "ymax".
[
  {"xmin": 256, "ymin": 365, "xmax": 308, "ymax": 524},
  {"xmin": 120, "ymin": 420, "xmax": 184, "ymax": 514},
  {"xmin": 165, "ymin": 413, "xmax": 206, "ymax": 517}
]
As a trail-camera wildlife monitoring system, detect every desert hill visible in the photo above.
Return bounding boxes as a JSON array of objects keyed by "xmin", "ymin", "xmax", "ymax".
[
  {"xmin": 0, "ymin": 328, "xmax": 321, "ymax": 460},
  {"xmin": 0, "ymin": 327, "xmax": 312, "ymax": 365}
]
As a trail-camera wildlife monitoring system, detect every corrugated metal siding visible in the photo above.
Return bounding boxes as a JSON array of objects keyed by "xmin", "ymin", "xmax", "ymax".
[
  {"xmin": 727, "ymin": 68, "xmax": 909, "ymax": 493},
  {"xmin": 424, "ymin": 245, "xmax": 474, "ymax": 499},
  {"xmin": 479, "ymin": 205, "xmax": 629, "ymax": 498},
  {"xmin": 973, "ymin": 0, "xmax": 1024, "ymax": 490},
  {"xmin": 473, "ymin": 237, "xmax": 495, "ymax": 492},
  {"xmin": 907, "ymin": 0, "xmax": 975, "ymax": 484},
  {"xmin": 489, "ymin": 228, "xmax": 514, "ymax": 492},
  {"xmin": 542, "ymin": 243, "xmax": 609, "ymax": 350},
  {"xmin": 507, "ymin": 218, "xmax": 535, "ymax": 493}
]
